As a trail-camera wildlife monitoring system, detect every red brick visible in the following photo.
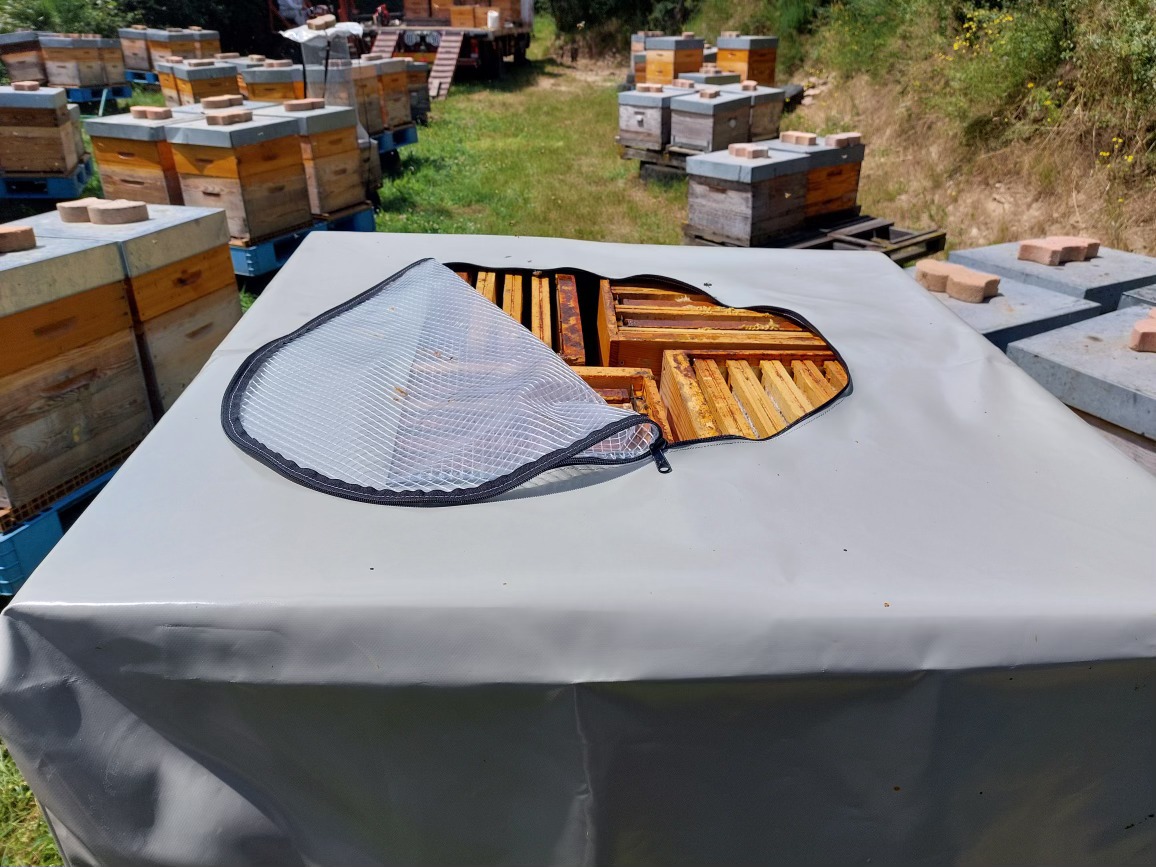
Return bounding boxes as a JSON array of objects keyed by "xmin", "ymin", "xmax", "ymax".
[
  {"xmin": 0, "ymin": 226, "xmax": 36, "ymax": 253},
  {"xmin": 1130, "ymin": 319, "xmax": 1156, "ymax": 352}
]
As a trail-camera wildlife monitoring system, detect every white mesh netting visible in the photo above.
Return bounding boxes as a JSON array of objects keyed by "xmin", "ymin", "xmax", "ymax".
[{"xmin": 223, "ymin": 259, "xmax": 660, "ymax": 504}]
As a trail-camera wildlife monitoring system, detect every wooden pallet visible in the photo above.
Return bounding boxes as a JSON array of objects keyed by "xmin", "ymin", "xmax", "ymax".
[{"xmin": 660, "ymin": 350, "xmax": 846, "ymax": 442}]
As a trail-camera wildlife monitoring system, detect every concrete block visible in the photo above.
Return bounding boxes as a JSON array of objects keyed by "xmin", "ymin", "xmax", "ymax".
[
  {"xmin": 927, "ymin": 274, "xmax": 1103, "ymax": 351},
  {"xmin": 950, "ymin": 243, "xmax": 1156, "ymax": 310},
  {"xmin": 1007, "ymin": 307, "xmax": 1156, "ymax": 439}
]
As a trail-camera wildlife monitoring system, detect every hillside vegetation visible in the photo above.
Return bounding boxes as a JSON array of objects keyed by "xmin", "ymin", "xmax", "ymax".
[{"xmin": 683, "ymin": 0, "xmax": 1156, "ymax": 251}]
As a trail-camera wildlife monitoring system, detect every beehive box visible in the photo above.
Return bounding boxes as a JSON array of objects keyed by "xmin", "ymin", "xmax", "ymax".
[
  {"xmin": 0, "ymin": 31, "xmax": 46, "ymax": 83},
  {"xmin": 154, "ymin": 58, "xmax": 182, "ymax": 107},
  {"xmin": 596, "ymin": 278, "xmax": 827, "ymax": 373},
  {"xmin": 375, "ymin": 57, "xmax": 412, "ymax": 129},
  {"xmin": 170, "ymin": 59, "xmax": 239, "ymax": 104},
  {"xmin": 632, "ymin": 52, "xmax": 647, "ymax": 85},
  {"xmin": 716, "ymin": 34, "xmax": 778, "ymax": 86},
  {"xmin": 0, "ymin": 84, "xmax": 82, "ymax": 175},
  {"xmin": 146, "ymin": 28, "xmax": 198, "ymax": 68},
  {"xmin": 573, "ymin": 367, "xmax": 674, "ymax": 443},
  {"xmin": 98, "ymin": 39, "xmax": 126, "ymax": 84},
  {"xmin": 16, "ymin": 204, "xmax": 242, "ymax": 416},
  {"xmin": 660, "ymin": 348, "xmax": 844, "ymax": 441},
  {"xmin": 405, "ymin": 0, "xmax": 432, "ymax": 18},
  {"xmin": 220, "ymin": 55, "xmax": 266, "ymax": 96},
  {"xmin": 166, "ymin": 111, "xmax": 312, "ymax": 243},
  {"xmin": 766, "ymin": 133, "xmax": 866, "ymax": 219},
  {"xmin": 720, "ymin": 81, "xmax": 785, "ymax": 140},
  {"xmin": 188, "ymin": 28, "xmax": 222, "ymax": 59},
  {"xmin": 450, "ymin": 6, "xmax": 475, "ymax": 27},
  {"xmin": 323, "ymin": 60, "xmax": 383, "ymax": 135},
  {"xmin": 644, "ymin": 36, "xmax": 704, "ymax": 86},
  {"xmin": 406, "ymin": 60, "xmax": 431, "ymax": 122},
  {"xmin": 118, "ymin": 26, "xmax": 151, "ymax": 71},
  {"xmin": 669, "ymin": 88, "xmax": 751, "ymax": 152},
  {"xmin": 685, "ymin": 147, "xmax": 810, "ymax": 246},
  {"xmin": 617, "ymin": 84, "xmax": 685, "ymax": 150},
  {"xmin": 0, "ymin": 233, "xmax": 151, "ymax": 508},
  {"xmin": 39, "ymin": 35, "xmax": 107, "ymax": 87},
  {"xmin": 242, "ymin": 61, "xmax": 306, "ymax": 104},
  {"xmin": 253, "ymin": 101, "xmax": 364, "ymax": 216},
  {"xmin": 85, "ymin": 106, "xmax": 193, "ymax": 204}
]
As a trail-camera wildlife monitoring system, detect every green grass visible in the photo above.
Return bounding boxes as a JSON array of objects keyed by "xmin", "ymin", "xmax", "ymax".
[
  {"xmin": 0, "ymin": 746, "xmax": 58, "ymax": 866},
  {"xmin": 374, "ymin": 65, "xmax": 686, "ymax": 243}
]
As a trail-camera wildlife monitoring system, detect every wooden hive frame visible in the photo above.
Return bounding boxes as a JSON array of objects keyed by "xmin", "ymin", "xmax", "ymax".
[
  {"xmin": 660, "ymin": 349, "xmax": 845, "ymax": 442},
  {"xmin": 573, "ymin": 367, "xmax": 674, "ymax": 443},
  {"xmin": 597, "ymin": 278, "xmax": 827, "ymax": 374}
]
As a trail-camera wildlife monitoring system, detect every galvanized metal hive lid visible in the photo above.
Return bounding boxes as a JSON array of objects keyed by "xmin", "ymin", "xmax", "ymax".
[
  {"xmin": 717, "ymin": 35, "xmax": 780, "ymax": 49},
  {"xmin": 222, "ymin": 259, "xmax": 663, "ymax": 506},
  {"xmin": 686, "ymin": 148, "xmax": 810, "ymax": 183}
]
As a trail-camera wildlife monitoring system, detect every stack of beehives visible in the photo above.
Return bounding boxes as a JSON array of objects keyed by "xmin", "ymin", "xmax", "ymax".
[
  {"xmin": 9, "ymin": 199, "xmax": 242, "ymax": 417},
  {"xmin": 0, "ymin": 222, "xmax": 151, "ymax": 524},
  {"xmin": 0, "ymin": 83, "xmax": 85, "ymax": 178},
  {"xmin": 164, "ymin": 107, "xmax": 313, "ymax": 243},
  {"xmin": 448, "ymin": 267, "xmax": 848, "ymax": 444},
  {"xmin": 241, "ymin": 59, "xmax": 305, "ymax": 104},
  {"xmin": 37, "ymin": 34, "xmax": 125, "ymax": 88},
  {"xmin": 683, "ymin": 132, "xmax": 866, "ymax": 247},
  {"xmin": 434, "ymin": 1, "xmax": 522, "ymax": 27},
  {"xmin": 0, "ymin": 32, "xmax": 47, "ymax": 84}
]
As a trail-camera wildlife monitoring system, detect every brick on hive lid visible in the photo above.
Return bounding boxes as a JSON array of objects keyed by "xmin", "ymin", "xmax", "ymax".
[
  {"xmin": 130, "ymin": 24, "xmax": 147, "ymax": 30},
  {"xmin": 781, "ymin": 130, "xmax": 818, "ymax": 146},
  {"xmin": 670, "ymin": 78, "xmax": 696, "ymax": 89},
  {"xmin": 681, "ymin": 31, "xmax": 696, "ymax": 38},
  {"xmin": 0, "ymin": 226, "xmax": 36, "ymax": 253},
  {"xmin": 698, "ymin": 87, "xmax": 721, "ymax": 99},
  {"xmin": 361, "ymin": 53, "xmax": 384, "ymax": 62},
  {"xmin": 1017, "ymin": 237, "xmax": 1098, "ymax": 266},
  {"xmin": 56, "ymin": 197, "xmax": 101, "ymax": 223},
  {"xmin": 12, "ymin": 81, "xmax": 41, "ymax": 91},
  {"xmin": 1048, "ymin": 235, "xmax": 1101, "ymax": 260},
  {"xmin": 1130, "ymin": 319, "xmax": 1156, "ymax": 352},
  {"xmin": 728, "ymin": 143, "xmax": 769, "ymax": 159},
  {"xmin": 721, "ymin": 30, "xmax": 740, "ymax": 38},
  {"xmin": 205, "ymin": 108, "xmax": 253, "ymax": 125},
  {"xmin": 264, "ymin": 59, "xmax": 293, "ymax": 68},
  {"xmin": 88, "ymin": 199, "xmax": 150, "ymax": 225},
  {"xmin": 184, "ymin": 58, "xmax": 217, "ymax": 68},
  {"xmin": 946, "ymin": 265, "xmax": 1000, "ymax": 303},
  {"xmin": 200, "ymin": 94, "xmax": 240, "ymax": 110},
  {"xmin": 215, "ymin": 52, "xmax": 241, "ymax": 59},
  {"xmin": 165, "ymin": 55, "xmax": 185, "ymax": 63},
  {"xmin": 914, "ymin": 258, "xmax": 956, "ymax": 292},
  {"xmin": 248, "ymin": 55, "xmax": 266, "ymax": 62},
  {"xmin": 285, "ymin": 98, "xmax": 326, "ymax": 111},
  {"xmin": 636, "ymin": 83, "xmax": 666, "ymax": 93},
  {"xmin": 308, "ymin": 14, "xmax": 337, "ymax": 30},
  {"xmin": 740, "ymin": 80, "xmax": 760, "ymax": 91},
  {"xmin": 129, "ymin": 105, "xmax": 151, "ymax": 118},
  {"xmin": 143, "ymin": 106, "xmax": 173, "ymax": 119},
  {"xmin": 187, "ymin": 26, "xmax": 203, "ymax": 31},
  {"xmin": 826, "ymin": 131, "xmax": 863, "ymax": 148}
]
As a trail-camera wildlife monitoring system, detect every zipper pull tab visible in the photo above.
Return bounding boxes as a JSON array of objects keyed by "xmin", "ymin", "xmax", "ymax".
[{"xmin": 651, "ymin": 444, "xmax": 672, "ymax": 474}]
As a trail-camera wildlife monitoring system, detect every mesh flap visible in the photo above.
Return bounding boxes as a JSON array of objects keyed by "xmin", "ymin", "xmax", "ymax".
[{"xmin": 222, "ymin": 259, "xmax": 662, "ymax": 505}]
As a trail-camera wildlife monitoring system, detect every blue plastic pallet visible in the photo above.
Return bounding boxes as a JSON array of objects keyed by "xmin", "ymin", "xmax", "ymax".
[
  {"xmin": 375, "ymin": 124, "xmax": 419, "ymax": 154},
  {"xmin": 0, "ymin": 469, "xmax": 117, "ymax": 596},
  {"xmin": 124, "ymin": 69, "xmax": 160, "ymax": 85},
  {"xmin": 66, "ymin": 84, "xmax": 132, "ymax": 103},
  {"xmin": 229, "ymin": 206, "xmax": 377, "ymax": 277},
  {"xmin": 0, "ymin": 157, "xmax": 94, "ymax": 200}
]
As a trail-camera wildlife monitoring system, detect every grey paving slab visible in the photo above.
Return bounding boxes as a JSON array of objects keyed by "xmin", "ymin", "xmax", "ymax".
[
  {"xmin": 950, "ymin": 243, "xmax": 1156, "ymax": 310},
  {"xmin": 1007, "ymin": 306, "xmax": 1156, "ymax": 438}
]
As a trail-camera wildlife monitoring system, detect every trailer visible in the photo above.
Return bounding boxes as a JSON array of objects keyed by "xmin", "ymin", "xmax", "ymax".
[{"xmin": 373, "ymin": 23, "xmax": 532, "ymax": 99}]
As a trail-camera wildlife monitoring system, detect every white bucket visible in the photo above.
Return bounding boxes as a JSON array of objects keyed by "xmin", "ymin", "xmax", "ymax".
[{"xmin": 487, "ymin": 10, "xmax": 500, "ymax": 30}]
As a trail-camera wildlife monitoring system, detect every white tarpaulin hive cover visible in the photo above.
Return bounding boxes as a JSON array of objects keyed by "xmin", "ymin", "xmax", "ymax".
[{"xmin": 1, "ymin": 233, "xmax": 1155, "ymax": 866}]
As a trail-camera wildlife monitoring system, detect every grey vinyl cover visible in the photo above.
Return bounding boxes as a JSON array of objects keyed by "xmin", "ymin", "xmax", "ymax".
[{"xmin": 1, "ymin": 232, "xmax": 1155, "ymax": 866}]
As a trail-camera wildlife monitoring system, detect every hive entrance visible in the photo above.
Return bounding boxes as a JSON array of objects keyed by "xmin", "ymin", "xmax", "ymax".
[{"xmin": 447, "ymin": 264, "xmax": 849, "ymax": 443}]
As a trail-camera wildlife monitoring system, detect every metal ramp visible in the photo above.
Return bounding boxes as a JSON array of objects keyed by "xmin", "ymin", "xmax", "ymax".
[
  {"xmin": 373, "ymin": 29, "xmax": 399, "ymax": 58},
  {"xmin": 429, "ymin": 31, "xmax": 464, "ymax": 100}
]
